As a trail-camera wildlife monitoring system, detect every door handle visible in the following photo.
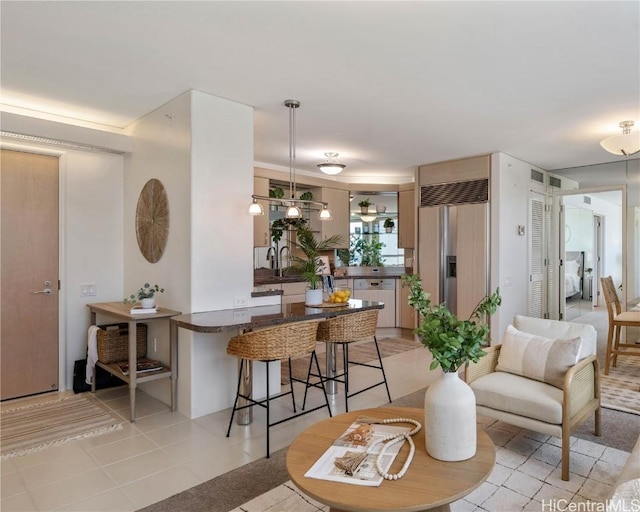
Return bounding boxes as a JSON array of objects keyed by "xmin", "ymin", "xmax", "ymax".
[{"xmin": 33, "ymin": 280, "xmax": 52, "ymax": 295}]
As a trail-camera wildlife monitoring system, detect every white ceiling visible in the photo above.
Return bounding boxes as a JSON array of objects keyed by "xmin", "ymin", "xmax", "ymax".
[{"xmin": 1, "ymin": 1, "xmax": 639, "ymax": 182}]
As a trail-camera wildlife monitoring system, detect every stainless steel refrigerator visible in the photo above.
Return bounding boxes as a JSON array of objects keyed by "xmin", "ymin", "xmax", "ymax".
[{"xmin": 418, "ymin": 179, "xmax": 490, "ymax": 319}]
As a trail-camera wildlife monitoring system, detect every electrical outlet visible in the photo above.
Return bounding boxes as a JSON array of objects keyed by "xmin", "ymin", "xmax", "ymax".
[{"xmin": 233, "ymin": 297, "xmax": 248, "ymax": 308}]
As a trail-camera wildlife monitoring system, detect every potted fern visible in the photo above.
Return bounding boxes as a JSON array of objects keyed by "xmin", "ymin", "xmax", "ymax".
[
  {"xmin": 402, "ymin": 274, "xmax": 501, "ymax": 461},
  {"xmin": 289, "ymin": 226, "xmax": 342, "ymax": 305},
  {"xmin": 358, "ymin": 198, "xmax": 371, "ymax": 214}
]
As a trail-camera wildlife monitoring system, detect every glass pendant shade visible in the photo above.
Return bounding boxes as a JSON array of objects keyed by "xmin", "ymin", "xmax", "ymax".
[
  {"xmin": 248, "ymin": 198, "xmax": 264, "ymax": 216},
  {"xmin": 319, "ymin": 206, "xmax": 332, "ymax": 220},
  {"xmin": 600, "ymin": 121, "xmax": 640, "ymax": 156},
  {"xmin": 285, "ymin": 203, "xmax": 303, "ymax": 219}
]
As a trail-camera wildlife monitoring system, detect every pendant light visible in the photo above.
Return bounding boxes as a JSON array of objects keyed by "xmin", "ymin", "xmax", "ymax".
[
  {"xmin": 284, "ymin": 99, "xmax": 303, "ymax": 219},
  {"xmin": 600, "ymin": 120, "xmax": 640, "ymax": 156},
  {"xmin": 317, "ymin": 152, "xmax": 346, "ymax": 175},
  {"xmin": 247, "ymin": 99, "xmax": 332, "ymax": 221}
]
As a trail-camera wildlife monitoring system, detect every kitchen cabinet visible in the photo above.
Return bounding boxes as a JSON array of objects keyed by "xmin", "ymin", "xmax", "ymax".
[
  {"xmin": 396, "ymin": 279, "xmax": 415, "ymax": 329},
  {"xmin": 310, "ymin": 187, "xmax": 350, "ymax": 247},
  {"xmin": 398, "ymin": 189, "xmax": 415, "ymax": 249},
  {"xmin": 253, "ymin": 176, "xmax": 270, "ymax": 247}
]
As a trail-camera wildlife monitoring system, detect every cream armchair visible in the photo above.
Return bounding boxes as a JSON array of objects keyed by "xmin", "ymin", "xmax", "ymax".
[{"xmin": 466, "ymin": 315, "xmax": 601, "ymax": 481}]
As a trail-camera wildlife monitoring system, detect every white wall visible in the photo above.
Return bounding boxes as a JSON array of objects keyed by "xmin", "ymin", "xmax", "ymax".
[{"xmin": 490, "ymin": 153, "xmax": 545, "ymax": 342}]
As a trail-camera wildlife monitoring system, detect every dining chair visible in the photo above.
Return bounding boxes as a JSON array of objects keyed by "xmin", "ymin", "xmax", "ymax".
[
  {"xmin": 302, "ymin": 309, "xmax": 392, "ymax": 413},
  {"xmin": 600, "ymin": 276, "xmax": 640, "ymax": 375},
  {"xmin": 225, "ymin": 319, "xmax": 332, "ymax": 457}
]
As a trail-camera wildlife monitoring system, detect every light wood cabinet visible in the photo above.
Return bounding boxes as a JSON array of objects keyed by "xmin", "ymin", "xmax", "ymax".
[
  {"xmin": 396, "ymin": 279, "xmax": 415, "ymax": 329},
  {"xmin": 253, "ymin": 176, "xmax": 270, "ymax": 247},
  {"xmin": 398, "ymin": 189, "xmax": 415, "ymax": 249},
  {"xmin": 310, "ymin": 187, "xmax": 350, "ymax": 248}
]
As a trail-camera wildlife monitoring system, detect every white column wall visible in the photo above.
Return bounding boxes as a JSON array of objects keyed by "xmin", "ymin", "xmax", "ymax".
[{"xmin": 188, "ymin": 91, "xmax": 256, "ymax": 418}]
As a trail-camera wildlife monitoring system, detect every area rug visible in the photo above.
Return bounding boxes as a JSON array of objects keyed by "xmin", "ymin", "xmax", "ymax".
[
  {"xmin": 600, "ymin": 355, "xmax": 640, "ymax": 415},
  {"xmin": 281, "ymin": 337, "xmax": 422, "ymax": 385},
  {"xmin": 138, "ymin": 388, "xmax": 639, "ymax": 512},
  {"xmin": 1, "ymin": 395, "xmax": 122, "ymax": 459}
]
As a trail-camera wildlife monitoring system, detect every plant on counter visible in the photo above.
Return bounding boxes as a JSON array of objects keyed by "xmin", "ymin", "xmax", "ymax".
[
  {"xmin": 352, "ymin": 237, "xmax": 385, "ymax": 267},
  {"xmin": 289, "ymin": 226, "xmax": 342, "ymax": 290},
  {"xmin": 124, "ymin": 283, "xmax": 165, "ymax": 304},
  {"xmin": 402, "ymin": 274, "xmax": 501, "ymax": 372}
]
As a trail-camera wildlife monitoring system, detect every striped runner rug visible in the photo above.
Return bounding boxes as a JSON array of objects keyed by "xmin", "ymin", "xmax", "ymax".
[{"xmin": 1, "ymin": 394, "xmax": 122, "ymax": 459}]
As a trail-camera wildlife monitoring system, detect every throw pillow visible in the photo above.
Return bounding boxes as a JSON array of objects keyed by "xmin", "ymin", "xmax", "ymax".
[{"xmin": 496, "ymin": 324, "xmax": 583, "ymax": 389}]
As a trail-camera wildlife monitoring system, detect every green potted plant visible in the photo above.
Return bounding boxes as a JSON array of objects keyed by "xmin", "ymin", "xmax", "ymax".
[
  {"xmin": 124, "ymin": 283, "xmax": 165, "ymax": 309},
  {"xmin": 358, "ymin": 198, "xmax": 371, "ymax": 214},
  {"xmin": 402, "ymin": 273, "xmax": 501, "ymax": 462},
  {"xmin": 383, "ymin": 218, "xmax": 395, "ymax": 233},
  {"xmin": 352, "ymin": 237, "xmax": 385, "ymax": 267},
  {"xmin": 289, "ymin": 226, "xmax": 342, "ymax": 305}
]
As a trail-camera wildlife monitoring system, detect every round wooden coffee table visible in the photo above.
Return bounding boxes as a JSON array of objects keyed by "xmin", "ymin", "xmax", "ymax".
[{"xmin": 286, "ymin": 407, "xmax": 495, "ymax": 512}]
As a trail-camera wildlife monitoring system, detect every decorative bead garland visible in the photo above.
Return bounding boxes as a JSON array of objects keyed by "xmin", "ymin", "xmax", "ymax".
[{"xmin": 334, "ymin": 417, "xmax": 422, "ymax": 481}]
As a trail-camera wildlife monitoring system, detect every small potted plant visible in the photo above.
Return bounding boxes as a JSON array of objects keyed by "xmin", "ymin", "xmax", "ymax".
[
  {"xmin": 402, "ymin": 274, "xmax": 501, "ymax": 462},
  {"xmin": 358, "ymin": 198, "xmax": 371, "ymax": 214},
  {"xmin": 124, "ymin": 283, "xmax": 165, "ymax": 309},
  {"xmin": 289, "ymin": 226, "xmax": 342, "ymax": 305},
  {"xmin": 383, "ymin": 218, "xmax": 395, "ymax": 233}
]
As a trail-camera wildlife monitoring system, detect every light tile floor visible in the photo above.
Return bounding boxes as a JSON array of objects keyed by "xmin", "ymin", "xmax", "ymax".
[
  {"xmin": 1, "ymin": 329, "xmax": 437, "ymax": 512},
  {"xmin": 232, "ymin": 417, "xmax": 631, "ymax": 512}
]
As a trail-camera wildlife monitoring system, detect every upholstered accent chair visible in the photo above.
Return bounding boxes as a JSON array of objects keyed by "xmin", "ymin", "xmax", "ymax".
[{"xmin": 466, "ymin": 315, "xmax": 601, "ymax": 481}]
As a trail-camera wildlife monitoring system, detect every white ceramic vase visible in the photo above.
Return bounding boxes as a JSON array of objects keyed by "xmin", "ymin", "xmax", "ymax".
[
  {"xmin": 305, "ymin": 288, "xmax": 323, "ymax": 306},
  {"xmin": 140, "ymin": 298, "xmax": 156, "ymax": 309},
  {"xmin": 423, "ymin": 371, "xmax": 477, "ymax": 461}
]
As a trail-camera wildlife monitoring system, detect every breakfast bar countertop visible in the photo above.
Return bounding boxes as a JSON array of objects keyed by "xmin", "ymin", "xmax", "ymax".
[{"xmin": 170, "ymin": 299, "xmax": 384, "ymax": 334}]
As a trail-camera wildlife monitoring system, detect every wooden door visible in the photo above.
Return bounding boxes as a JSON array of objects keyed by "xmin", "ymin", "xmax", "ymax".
[{"xmin": 1, "ymin": 149, "xmax": 59, "ymax": 400}]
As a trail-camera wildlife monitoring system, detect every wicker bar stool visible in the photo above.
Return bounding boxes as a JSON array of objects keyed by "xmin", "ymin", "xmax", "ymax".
[
  {"xmin": 225, "ymin": 319, "xmax": 331, "ymax": 457},
  {"xmin": 302, "ymin": 309, "xmax": 392, "ymax": 413}
]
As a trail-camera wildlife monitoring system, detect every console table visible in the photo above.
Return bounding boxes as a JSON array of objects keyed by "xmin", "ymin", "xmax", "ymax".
[{"xmin": 87, "ymin": 302, "xmax": 181, "ymax": 422}]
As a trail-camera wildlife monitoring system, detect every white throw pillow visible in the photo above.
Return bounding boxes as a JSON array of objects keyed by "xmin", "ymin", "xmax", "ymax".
[{"xmin": 496, "ymin": 324, "xmax": 582, "ymax": 389}]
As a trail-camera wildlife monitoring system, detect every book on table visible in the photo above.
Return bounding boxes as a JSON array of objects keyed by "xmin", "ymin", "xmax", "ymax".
[
  {"xmin": 118, "ymin": 359, "xmax": 163, "ymax": 375},
  {"xmin": 304, "ymin": 417, "xmax": 411, "ymax": 487}
]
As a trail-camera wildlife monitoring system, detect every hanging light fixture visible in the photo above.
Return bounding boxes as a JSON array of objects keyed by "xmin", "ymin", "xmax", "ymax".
[
  {"xmin": 248, "ymin": 197, "xmax": 264, "ymax": 216},
  {"xmin": 317, "ymin": 152, "xmax": 346, "ymax": 175},
  {"xmin": 247, "ymin": 99, "xmax": 332, "ymax": 221},
  {"xmin": 600, "ymin": 120, "xmax": 640, "ymax": 156}
]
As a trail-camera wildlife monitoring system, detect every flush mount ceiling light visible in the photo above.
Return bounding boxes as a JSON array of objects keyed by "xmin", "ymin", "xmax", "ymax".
[
  {"xmin": 247, "ymin": 100, "xmax": 332, "ymax": 221},
  {"xmin": 317, "ymin": 152, "xmax": 346, "ymax": 175},
  {"xmin": 360, "ymin": 215, "xmax": 378, "ymax": 223},
  {"xmin": 600, "ymin": 120, "xmax": 640, "ymax": 156}
]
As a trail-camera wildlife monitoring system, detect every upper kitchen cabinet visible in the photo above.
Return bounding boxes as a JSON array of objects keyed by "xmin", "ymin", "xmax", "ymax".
[
  {"xmin": 253, "ymin": 176, "xmax": 270, "ymax": 247},
  {"xmin": 398, "ymin": 188, "xmax": 415, "ymax": 249},
  {"xmin": 309, "ymin": 187, "xmax": 350, "ymax": 247}
]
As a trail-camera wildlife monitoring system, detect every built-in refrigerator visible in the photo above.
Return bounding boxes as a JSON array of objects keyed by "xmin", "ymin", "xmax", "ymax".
[{"xmin": 417, "ymin": 179, "xmax": 490, "ymax": 319}]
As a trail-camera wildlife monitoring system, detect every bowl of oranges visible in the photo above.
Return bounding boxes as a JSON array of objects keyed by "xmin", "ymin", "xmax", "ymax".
[{"xmin": 327, "ymin": 286, "xmax": 351, "ymax": 305}]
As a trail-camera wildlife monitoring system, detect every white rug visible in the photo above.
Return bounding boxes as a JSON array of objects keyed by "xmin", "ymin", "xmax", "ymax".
[{"xmin": 231, "ymin": 416, "xmax": 631, "ymax": 512}]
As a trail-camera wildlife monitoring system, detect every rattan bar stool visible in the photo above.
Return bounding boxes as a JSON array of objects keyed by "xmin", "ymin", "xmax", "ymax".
[
  {"xmin": 225, "ymin": 319, "xmax": 332, "ymax": 457},
  {"xmin": 302, "ymin": 309, "xmax": 392, "ymax": 413}
]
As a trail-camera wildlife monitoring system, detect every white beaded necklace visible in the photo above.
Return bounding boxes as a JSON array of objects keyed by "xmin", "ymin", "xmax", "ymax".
[{"xmin": 334, "ymin": 417, "xmax": 422, "ymax": 481}]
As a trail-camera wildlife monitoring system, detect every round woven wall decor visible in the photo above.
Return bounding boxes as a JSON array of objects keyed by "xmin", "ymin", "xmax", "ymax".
[{"xmin": 135, "ymin": 179, "xmax": 169, "ymax": 263}]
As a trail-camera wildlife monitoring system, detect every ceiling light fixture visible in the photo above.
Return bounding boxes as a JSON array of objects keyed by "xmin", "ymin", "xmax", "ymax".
[
  {"xmin": 600, "ymin": 120, "xmax": 640, "ymax": 156},
  {"xmin": 317, "ymin": 152, "xmax": 346, "ymax": 175},
  {"xmin": 247, "ymin": 99, "xmax": 332, "ymax": 221},
  {"xmin": 360, "ymin": 214, "xmax": 377, "ymax": 223}
]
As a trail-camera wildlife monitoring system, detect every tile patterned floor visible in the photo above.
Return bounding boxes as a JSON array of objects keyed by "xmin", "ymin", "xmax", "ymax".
[
  {"xmin": 1, "ymin": 331, "xmax": 437, "ymax": 511},
  {"xmin": 231, "ymin": 417, "xmax": 631, "ymax": 512}
]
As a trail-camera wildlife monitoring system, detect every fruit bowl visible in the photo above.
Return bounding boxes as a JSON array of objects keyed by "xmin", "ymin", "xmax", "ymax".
[{"xmin": 327, "ymin": 287, "xmax": 351, "ymax": 304}]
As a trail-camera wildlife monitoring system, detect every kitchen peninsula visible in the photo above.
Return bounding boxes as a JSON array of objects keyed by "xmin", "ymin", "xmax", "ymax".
[{"xmin": 171, "ymin": 299, "xmax": 384, "ymax": 422}]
